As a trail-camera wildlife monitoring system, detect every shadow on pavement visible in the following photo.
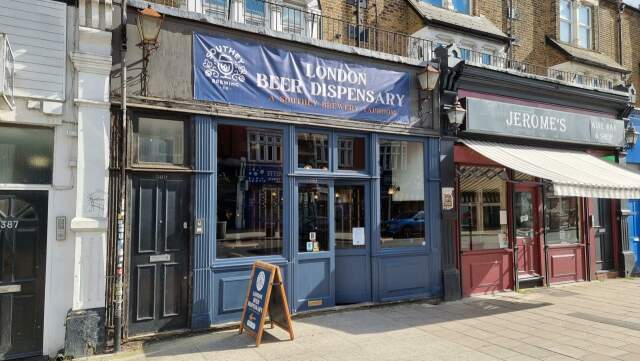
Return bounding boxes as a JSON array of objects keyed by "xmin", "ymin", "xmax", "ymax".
[{"xmin": 135, "ymin": 296, "xmax": 552, "ymax": 358}]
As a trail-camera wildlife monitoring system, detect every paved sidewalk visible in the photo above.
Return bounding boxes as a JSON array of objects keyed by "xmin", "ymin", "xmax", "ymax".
[{"xmin": 98, "ymin": 279, "xmax": 640, "ymax": 361}]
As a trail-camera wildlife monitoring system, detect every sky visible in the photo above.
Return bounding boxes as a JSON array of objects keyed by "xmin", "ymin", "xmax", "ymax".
[{"xmin": 627, "ymin": 0, "xmax": 640, "ymax": 8}]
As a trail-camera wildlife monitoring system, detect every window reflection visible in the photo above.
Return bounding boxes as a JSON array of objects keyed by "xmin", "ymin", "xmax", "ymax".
[
  {"xmin": 380, "ymin": 140, "xmax": 425, "ymax": 247},
  {"xmin": 337, "ymin": 136, "xmax": 366, "ymax": 171},
  {"xmin": 297, "ymin": 132, "xmax": 329, "ymax": 170},
  {"xmin": 459, "ymin": 166, "xmax": 508, "ymax": 251},
  {"xmin": 0, "ymin": 125, "xmax": 53, "ymax": 184},
  {"xmin": 135, "ymin": 117, "xmax": 185, "ymax": 165},
  {"xmin": 216, "ymin": 125, "xmax": 283, "ymax": 258},
  {"xmin": 298, "ymin": 183, "xmax": 329, "ymax": 252},
  {"xmin": 335, "ymin": 185, "xmax": 365, "ymax": 248},
  {"xmin": 545, "ymin": 195, "xmax": 580, "ymax": 244}
]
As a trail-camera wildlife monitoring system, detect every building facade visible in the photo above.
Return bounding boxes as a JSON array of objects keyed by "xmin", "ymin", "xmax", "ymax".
[
  {"xmin": 108, "ymin": 0, "xmax": 443, "ymax": 341},
  {"xmin": 0, "ymin": 0, "xmax": 112, "ymax": 359}
]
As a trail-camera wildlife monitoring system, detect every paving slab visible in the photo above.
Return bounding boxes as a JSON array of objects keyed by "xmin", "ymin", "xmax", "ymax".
[{"xmin": 86, "ymin": 278, "xmax": 640, "ymax": 361}]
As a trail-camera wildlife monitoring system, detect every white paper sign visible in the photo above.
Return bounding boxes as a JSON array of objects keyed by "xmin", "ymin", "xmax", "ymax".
[
  {"xmin": 500, "ymin": 210, "xmax": 508, "ymax": 225},
  {"xmin": 352, "ymin": 227, "xmax": 365, "ymax": 246},
  {"xmin": 498, "ymin": 233, "xmax": 508, "ymax": 248}
]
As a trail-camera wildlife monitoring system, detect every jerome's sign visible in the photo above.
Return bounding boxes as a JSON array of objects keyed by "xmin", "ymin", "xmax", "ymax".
[
  {"xmin": 193, "ymin": 33, "xmax": 411, "ymax": 123},
  {"xmin": 465, "ymin": 98, "xmax": 625, "ymax": 147}
]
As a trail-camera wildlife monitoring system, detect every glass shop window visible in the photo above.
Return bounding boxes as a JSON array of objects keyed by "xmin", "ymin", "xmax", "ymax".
[
  {"xmin": 297, "ymin": 132, "xmax": 329, "ymax": 170},
  {"xmin": 216, "ymin": 124, "xmax": 283, "ymax": 258},
  {"xmin": 380, "ymin": 140, "xmax": 425, "ymax": 248},
  {"xmin": 459, "ymin": 166, "xmax": 509, "ymax": 251},
  {"xmin": 0, "ymin": 125, "xmax": 53, "ymax": 184},
  {"xmin": 337, "ymin": 136, "xmax": 366, "ymax": 171},
  {"xmin": 134, "ymin": 117, "xmax": 186, "ymax": 166},
  {"xmin": 545, "ymin": 195, "xmax": 580, "ymax": 245},
  {"xmin": 298, "ymin": 182, "xmax": 329, "ymax": 252}
]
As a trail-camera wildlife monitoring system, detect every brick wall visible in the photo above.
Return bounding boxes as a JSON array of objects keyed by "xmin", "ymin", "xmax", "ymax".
[{"xmin": 622, "ymin": 8, "xmax": 640, "ymax": 103}]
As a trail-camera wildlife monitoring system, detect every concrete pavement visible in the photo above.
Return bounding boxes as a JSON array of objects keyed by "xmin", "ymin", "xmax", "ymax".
[{"xmin": 94, "ymin": 279, "xmax": 640, "ymax": 361}]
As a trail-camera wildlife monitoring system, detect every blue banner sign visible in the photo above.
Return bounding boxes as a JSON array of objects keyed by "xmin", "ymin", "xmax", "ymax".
[{"xmin": 193, "ymin": 33, "xmax": 411, "ymax": 123}]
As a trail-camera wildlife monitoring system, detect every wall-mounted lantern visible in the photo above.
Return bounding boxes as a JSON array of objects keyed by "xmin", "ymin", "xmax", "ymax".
[
  {"xmin": 446, "ymin": 97, "xmax": 466, "ymax": 130},
  {"xmin": 417, "ymin": 64, "xmax": 440, "ymax": 91},
  {"xmin": 136, "ymin": 5, "xmax": 164, "ymax": 96},
  {"xmin": 625, "ymin": 124, "xmax": 639, "ymax": 150}
]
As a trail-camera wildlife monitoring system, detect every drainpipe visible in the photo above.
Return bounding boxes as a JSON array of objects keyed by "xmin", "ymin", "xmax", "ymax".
[
  {"xmin": 114, "ymin": 0, "xmax": 127, "ymax": 353},
  {"xmin": 507, "ymin": 0, "xmax": 514, "ymax": 60},
  {"xmin": 617, "ymin": 1, "xmax": 625, "ymax": 66}
]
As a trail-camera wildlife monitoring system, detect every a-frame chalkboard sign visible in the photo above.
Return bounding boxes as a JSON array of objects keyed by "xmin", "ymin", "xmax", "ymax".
[{"xmin": 239, "ymin": 261, "xmax": 294, "ymax": 346}]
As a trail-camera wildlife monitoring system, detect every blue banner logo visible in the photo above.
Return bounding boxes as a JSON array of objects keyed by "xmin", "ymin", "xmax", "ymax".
[{"xmin": 194, "ymin": 33, "xmax": 411, "ymax": 123}]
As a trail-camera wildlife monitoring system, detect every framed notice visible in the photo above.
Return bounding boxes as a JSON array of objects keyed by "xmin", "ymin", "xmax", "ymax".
[{"xmin": 239, "ymin": 261, "xmax": 294, "ymax": 346}]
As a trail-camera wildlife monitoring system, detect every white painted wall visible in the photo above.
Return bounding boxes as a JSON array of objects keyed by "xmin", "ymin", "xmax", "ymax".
[
  {"xmin": 412, "ymin": 25, "xmax": 507, "ymax": 59},
  {"xmin": 0, "ymin": 0, "xmax": 67, "ymax": 101},
  {"xmin": 0, "ymin": 0, "xmax": 112, "ymax": 357}
]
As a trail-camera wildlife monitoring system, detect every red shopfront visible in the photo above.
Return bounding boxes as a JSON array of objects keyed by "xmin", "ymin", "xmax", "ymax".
[{"xmin": 453, "ymin": 94, "xmax": 640, "ymax": 297}]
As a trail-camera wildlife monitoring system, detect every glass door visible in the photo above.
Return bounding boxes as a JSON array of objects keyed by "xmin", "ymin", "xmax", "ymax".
[
  {"xmin": 335, "ymin": 182, "xmax": 371, "ymax": 305},
  {"xmin": 294, "ymin": 179, "xmax": 334, "ymax": 311},
  {"xmin": 514, "ymin": 185, "xmax": 541, "ymax": 280}
]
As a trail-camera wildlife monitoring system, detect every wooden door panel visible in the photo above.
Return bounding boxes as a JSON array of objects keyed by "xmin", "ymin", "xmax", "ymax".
[
  {"xmin": 461, "ymin": 251, "xmax": 513, "ymax": 296},
  {"xmin": 0, "ymin": 191, "xmax": 47, "ymax": 360},
  {"xmin": 548, "ymin": 246, "xmax": 584, "ymax": 283},
  {"xmin": 129, "ymin": 176, "xmax": 189, "ymax": 336}
]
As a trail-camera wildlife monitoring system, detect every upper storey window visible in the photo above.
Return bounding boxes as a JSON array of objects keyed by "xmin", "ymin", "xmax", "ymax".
[
  {"xmin": 559, "ymin": 0, "xmax": 593, "ymax": 49},
  {"xmin": 425, "ymin": 0, "xmax": 471, "ymax": 15}
]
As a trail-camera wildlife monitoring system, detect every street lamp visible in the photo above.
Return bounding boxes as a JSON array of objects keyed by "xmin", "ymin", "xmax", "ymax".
[
  {"xmin": 136, "ymin": 5, "xmax": 164, "ymax": 96},
  {"xmin": 446, "ymin": 97, "xmax": 466, "ymax": 130},
  {"xmin": 417, "ymin": 64, "xmax": 440, "ymax": 91},
  {"xmin": 625, "ymin": 124, "xmax": 639, "ymax": 149},
  {"xmin": 137, "ymin": 5, "xmax": 163, "ymax": 46}
]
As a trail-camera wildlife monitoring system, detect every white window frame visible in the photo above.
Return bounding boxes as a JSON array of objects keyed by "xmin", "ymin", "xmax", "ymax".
[
  {"xmin": 559, "ymin": 0, "xmax": 573, "ymax": 43},
  {"xmin": 577, "ymin": 4, "xmax": 592, "ymax": 49},
  {"xmin": 559, "ymin": 0, "xmax": 594, "ymax": 50}
]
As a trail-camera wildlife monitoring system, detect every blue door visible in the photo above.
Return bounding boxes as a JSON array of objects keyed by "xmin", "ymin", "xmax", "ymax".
[
  {"xmin": 335, "ymin": 181, "xmax": 371, "ymax": 304},
  {"xmin": 294, "ymin": 179, "xmax": 335, "ymax": 311},
  {"xmin": 629, "ymin": 200, "xmax": 640, "ymax": 273}
]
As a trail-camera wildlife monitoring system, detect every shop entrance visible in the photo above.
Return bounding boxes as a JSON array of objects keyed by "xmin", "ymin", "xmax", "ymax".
[
  {"xmin": 294, "ymin": 179, "xmax": 371, "ymax": 311},
  {"xmin": 593, "ymin": 199, "xmax": 614, "ymax": 271},
  {"xmin": 128, "ymin": 175, "xmax": 190, "ymax": 336},
  {"xmin": 334, "ymin": 181, "xmax": 370, "ymax": 305},
  {"xmin": 0, "ymin": 191, "xmax": 48, "ymax": 360},
  {"xmin": 514, "ymin": 185, "xmax": 541, "ymax": 282}
]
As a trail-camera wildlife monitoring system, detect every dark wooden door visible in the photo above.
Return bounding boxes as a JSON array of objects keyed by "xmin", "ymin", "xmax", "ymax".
[
  {"xmin": 594, "ymin": 199, "xmax": 614, "ymax": 271},
  {"xmin": 129, "ymin": 175, "xmax": 190, "ymax": 336},
  {"xmin": 514, "ymin": 186, "xmax": 540, "ymax": 279},
  {"xmin": 0, "ymin": 191, "xmax": 47, "ymax": 360}
]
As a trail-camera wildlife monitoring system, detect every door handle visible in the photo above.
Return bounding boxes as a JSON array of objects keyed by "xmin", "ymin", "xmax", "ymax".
[{"xmin": 0, "ymin": 284, "xmax": 21, "ymax": 294}]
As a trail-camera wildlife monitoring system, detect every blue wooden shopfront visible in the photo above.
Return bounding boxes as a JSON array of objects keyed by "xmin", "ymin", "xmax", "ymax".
[
  {"xmin": 627, "ymin": 112, "xmax": 640, "ymax": 274},
  {"xmin": 190, "ymin": 117, "xmax": 442, "ymax": 327},
  {"xmin": 187, "ymin": 32, "xmax": 443, "ymax": 328}
]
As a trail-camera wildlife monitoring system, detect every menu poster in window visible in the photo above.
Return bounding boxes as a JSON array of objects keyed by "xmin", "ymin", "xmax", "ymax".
[
  {"xmin": 239, "ymin": 261, "xmax": 294, "ymax": 346},
  {"xmin": 352, "ymin": 227, "xmax": 365, "ymax": 246},
  {"xmin": 442, "ymin": 187, "xmax": 454, "ymax": 210}
]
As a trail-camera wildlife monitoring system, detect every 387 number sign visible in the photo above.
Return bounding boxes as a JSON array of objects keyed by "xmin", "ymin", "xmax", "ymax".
[{"xmin": 0, "ymin": 220, "xmax": 19, "ymax": 229}]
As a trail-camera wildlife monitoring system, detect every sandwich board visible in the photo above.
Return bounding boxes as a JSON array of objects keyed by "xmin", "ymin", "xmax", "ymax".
[{"xmin": 239, "ymin": 261, "xmax": 294, "ymax": 346}]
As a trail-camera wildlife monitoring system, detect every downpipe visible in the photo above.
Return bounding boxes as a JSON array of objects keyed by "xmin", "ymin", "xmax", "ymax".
[{"xmin": 114, "ymin": 0, "xmax": 128, "ymax": 353}]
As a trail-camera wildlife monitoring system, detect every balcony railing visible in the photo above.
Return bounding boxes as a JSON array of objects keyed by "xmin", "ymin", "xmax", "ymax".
[
  {"xmin": 459, "ymin": 47, "xmax": 617, "ymax": 91},
  {"xmin": 147, "ymin": 0, "xmax": 622, "ymax": 93},
  {"xmin": 148, "ymin": 0, "xmax": 435, "ymax": 61}
]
